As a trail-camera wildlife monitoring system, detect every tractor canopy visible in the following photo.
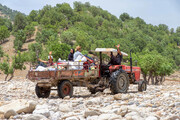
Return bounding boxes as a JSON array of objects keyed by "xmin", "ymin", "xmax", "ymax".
[{"xmin": 94, "ymin": 48, "xmax": 128, "ymax": 56}]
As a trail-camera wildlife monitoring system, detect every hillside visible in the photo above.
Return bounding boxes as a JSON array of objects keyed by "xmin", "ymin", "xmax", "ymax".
[
  {"xmin": 0, "ymin": 2, "xmax": 180, "ymax": 81},
  {"xmin": 0, "ymin": 2, "xmax": 180, "ymax": 120},
  {"xmin": 0, "ymin": 3, "xmax": 23, "ymax": 21}
]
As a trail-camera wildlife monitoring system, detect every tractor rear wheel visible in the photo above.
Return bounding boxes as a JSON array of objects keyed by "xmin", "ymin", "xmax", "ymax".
[
  {"xmin": 138, "ymin": 80, "xmax": 147, "ymax": 92},
  {"xmin": 57, "ymin": 80, "xmax": 73, "ymax": 98},
  {"xmin": 110, "ymin": 70, "xmax": 129, "ymax": 94},
  {"xmin": 35, "ymin": 84, "xmax": 51, "ymax": 98}
]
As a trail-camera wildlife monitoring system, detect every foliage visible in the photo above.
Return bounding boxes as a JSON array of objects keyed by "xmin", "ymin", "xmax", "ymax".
[
  {"xmin": 35, "ymin": 28, "xmax": 57, "ymax": 44},
  {"xmin": 12, "ymin": 51, "xmax": 26, "ymax": 70},
  {"xmin": 0, "ymin": 25, "xmax": 10, "ymax": 43},
  {"xmin": 23, "ymin": 43, "xmax": 43, "ymax": 64},
  {"xmin": 0, "ymin": 3, "xmax": 21, "ymax": 21},
  {"xmin": 0, "ymin": 51, "xmax": 26, "ymax": 81},
  {"xmin": 0, "ymin": 55, "xmax": 14, "ymax": 81},
  {"xmin": 137, "ymin": 53, "xmax": 173, "ymax": 84},
  {"xmin": 0, "ymin": 46, "xmax": 4, "ymax": 57},
  {"xmin": 13, "ymin": 30, "xmax": 26, "ymax": 51},
  {"xmin": 0, "ymin": 17, "xmax": 13, "ymax": 31},
  {"xmin": 47, "ymin": 41, "xmax": 71, "ymax": 61},
  {"xmin": 13, "ymin": 13, "xmax": 27, "ymax": 32},
  {"xmin": 60, "ymin": 31, "xmax": 75, "ymax": 46},
  {"xmin": 1, "ymin": 2, "xmax": 180, "ymax": 81},
  {"xmin": 24, "ymin": 25, "xmax": 35, "ymax": 39}
]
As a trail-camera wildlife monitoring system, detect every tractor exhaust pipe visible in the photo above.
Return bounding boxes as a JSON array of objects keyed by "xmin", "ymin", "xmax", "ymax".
[{"xmin": 130, "ymin": 50, "xmax": 132, "ymax": 73}]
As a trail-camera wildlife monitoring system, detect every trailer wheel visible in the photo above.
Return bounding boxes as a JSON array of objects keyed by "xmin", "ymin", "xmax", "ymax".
[
  {"xmin": 110, "ymin": 70, "xmax": 129, "ymax": 94},
  {"xmin": 138, "ymin": 80, "xmax": 147, "ymax": 92},
  {"xmin": 58, "ymin": 80, "xmax": 73, "ymax": 98},
  {"xmin": 35, "ymin": 84, "xmax": 51, "ymax": 98}
]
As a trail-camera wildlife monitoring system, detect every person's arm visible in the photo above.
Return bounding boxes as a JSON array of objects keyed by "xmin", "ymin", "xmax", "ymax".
[
  {"xmin": 38, "ymin": 58, "xmax": 48, "ymax": 63},
  {"xmin": 116, "ymin": 44, "xmax": 121, "ymax": 55}
]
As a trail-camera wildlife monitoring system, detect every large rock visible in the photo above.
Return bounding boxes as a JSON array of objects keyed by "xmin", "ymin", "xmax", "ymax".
[
  {"xmin": 145, "ymin": 116, "xmax": 158, "ymax": 120},
  {"xmin": 114, "ymin": 94, "xmax": 132, "ymax": 100},
  {"xmin": 167, "ymin": 116, "xmax": 180, "ymax": 120},
  {"xmin": 100, "ymin": 105, "xmax": 113, "ymax": 113},
  {"xmin": 116, "ymin": 106, "xmax": 128, "ymax": 117},
  {"xmin": 59, "ymin": 104, "xmax": 72, "ymax": 112},
  {"xmin": 87, "ymin": 116, "xmax": 99, "ymax": 120},
  {"xmin": 23, "ymin": 114, "xmax": 48, "ymax": 120},
  {"xmin": 85, "ymin": 97, "xmax": 102, "ymax": 105},
  {"xmin": 4, "ymin": 109, "xmax": 17, "ymax": 119},
  {"xmin": 84, "ymin": 110, "xmax": 101, "ymax": 118},
  {"xmin": 33, "ymin": 104, "xmax": 50, "ymax": 118},
  {"xmin": 98, "ymin": 113, "xmax": 121, "ymax": 120},
  {"xmin": 65, "ymin": 116, "xmax": 79, "ymax": 120},
  {"xmin": 0, "ymin": 99, "xmax": 37, "ymax": 115},
  {"xmin": 49, "ymin": 111, "xmax": 61, "ymax": 120}
]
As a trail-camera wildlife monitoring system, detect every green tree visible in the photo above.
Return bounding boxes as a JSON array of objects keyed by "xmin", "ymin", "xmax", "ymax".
[
  {"xmin": 14, "ymin": 30, "xmax": 26, "ymax": 51},
  {"xmin": 0, "ymin": 46, "xmax": 4, "ymax": 57},
  {"xmin": 36, "ymin": 29, "xmax": 56, "ymax": 44},
  {"xmin": 119, "ymin": 13, "xmax": 131, "ymax": 21},
  {"xmin": 61, "ymin": 31, "xmax": 75, "ymax": 46},
  {"xmin": 0, "ymin": 55, "xmax": 13, "ymax": 81},
  {"xmin": 0, "ymin": 17, "xmax": 12, "ymax": 31},
  {"xmin": 24, "ymin": 25, "xmax": 35, "ymax": 39},
  {"xmin": 13, "ymin": 13, "xmax": 27, "ymax": 32},
  {"xmin": 48, "ymin": 42, "xmax": 71, "ymax": 61},
  {"xmin": 28, "ymin": 10, "xmax": 38, "ymax": 22},
  {"xmin": 0, "ymin": 25, "xmax": 10, "ymax": 44},
  {"xmin": 138, "ymin": 53, "xmax": 173, "ymax": 85}
]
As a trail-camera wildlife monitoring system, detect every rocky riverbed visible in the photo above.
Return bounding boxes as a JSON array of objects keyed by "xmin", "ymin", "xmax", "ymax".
[{"xmin": 0, "ymin": 78, "xmax": 179, "ymax": 120}]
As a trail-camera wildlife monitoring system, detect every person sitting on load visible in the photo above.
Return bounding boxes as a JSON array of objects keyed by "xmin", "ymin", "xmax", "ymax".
[
  {"xmin": 73, "ymin": 46, "xmax": 93, "ymax": 62},
  {"xmin": 68, "ymin": 48, "xmax": 75, "ymax": 61},
  {"xmin": 38, "ymin": 51, "xmax": 54, "ymax": 67},
  {"xmin": 108, "ymin": 44, "xmax": 123, "ymax": 65}
]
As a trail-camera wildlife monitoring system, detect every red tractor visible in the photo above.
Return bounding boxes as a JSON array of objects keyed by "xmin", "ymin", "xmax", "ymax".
[{"xmin": 27, "ymin": 48, "xmax": 147, "ymax": 98}]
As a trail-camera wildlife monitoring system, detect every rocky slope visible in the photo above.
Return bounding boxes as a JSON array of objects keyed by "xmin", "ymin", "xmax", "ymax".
[{"xmin": 0, "ymin": 78, "xmax": 179, "ymax": 120}]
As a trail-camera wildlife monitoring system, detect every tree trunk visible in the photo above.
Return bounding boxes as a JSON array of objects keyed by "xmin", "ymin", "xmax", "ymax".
[
  {"xmin": 147, "ymin": 72, "xmax": 152, "ymax": 84},
  {"xmin": 151, "ymin": 75, "xmax": 154, "ymax": 85},
  {"xmin": 143, "ymin": 73, "xmax": 147, "ymax": 82},
  {"xmin": 5, "ymin": 74, "xmax": 9, "ymax": 81},
  {"xmin": 8, "ymin": 70, "xmax": 15, "ymax": 81},
  {"xmin": 155, "ymin": 76, "xmax": 159, "ymax": 85}
]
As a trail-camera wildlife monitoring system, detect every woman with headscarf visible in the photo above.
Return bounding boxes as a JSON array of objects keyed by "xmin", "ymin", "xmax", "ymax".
[{"xmin": 68, "ymin": 48, "xmax": 74, "ymax": 61}]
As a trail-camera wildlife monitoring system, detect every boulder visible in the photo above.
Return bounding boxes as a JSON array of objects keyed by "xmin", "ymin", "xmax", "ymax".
[
  {"xmin": 87, "ymin": 116, "xmax": 99, "ymax": 120},
  {"xmin": 23, "ymin": 114, "xmax": 48, "ymax": 120},
  {"xmin": 33, "ymin": 104, "xmax": 50, "ymax": 118},
  {"xmin": 98, "ymin": 113, "xmax": 120, "ymax": 120},
  {"xmin": 167, "ymin": 116, "xmax": 180, "ymax": 120},
  {"xmin": 84, "ymin": 110, "xmax": 101, "ymax": 118},
  {"xmin": 116, "ymin": 106, "xmax": 128, "ymax": 117},
  {"xmin": 0, "ymin": 99, "xmax": 37, "ymax": 115},
  {"xmin": 114, "ymin": 94, "xmax": 132, "ymax": 100},
  {"xmin": 66, "ymin": 116, "xmax": 79, "ymax": 120},
  {"xmin": 4, "ymin": 109, "xmax": 17, "ymax": 119},
  {"xmin": 50, "ymin": 111, "xmax": 61, "ymax": 120},
  {"xmin": 145, "ymin": 116, "xmax": 158, "ymax": 120},
  {"xmin": 59, "ymin": 104, "xmax": 72, "ymax": 112},
  {"xmin": 86, "ymin": 98, "xmax": 102, "ymax": 105}
]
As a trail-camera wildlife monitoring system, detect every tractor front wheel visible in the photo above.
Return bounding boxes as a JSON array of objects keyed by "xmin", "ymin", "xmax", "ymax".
[
  {"xmin": 57, "ymin": 80, "xmax": 73, "ymax": 98},
  {"xmin": 110, "ymin": 70, "xmax": 129, "ymax": 94},
  {"xmin": 35, "ymin": 84, "xmax": 51, "ymax": 98},
  {"xmin": 138, "ymin": 80, "xmax": 147, "ymax": 92}
]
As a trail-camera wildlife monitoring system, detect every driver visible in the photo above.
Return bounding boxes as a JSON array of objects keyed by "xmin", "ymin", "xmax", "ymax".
[{"xmin": 108, "ymin": 44, "xmax": 123, "ymax": 65}]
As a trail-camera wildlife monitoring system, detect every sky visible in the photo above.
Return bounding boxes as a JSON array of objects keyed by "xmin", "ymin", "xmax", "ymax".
[{"xmin": 0, "ymin": 0, "xmax": 180, "ymax": 29}]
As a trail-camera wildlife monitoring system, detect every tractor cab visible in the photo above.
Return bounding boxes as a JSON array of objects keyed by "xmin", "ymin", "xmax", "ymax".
[{"xmin": 94, "ymin": 48, "xmax": 142, "ymax": 85}]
